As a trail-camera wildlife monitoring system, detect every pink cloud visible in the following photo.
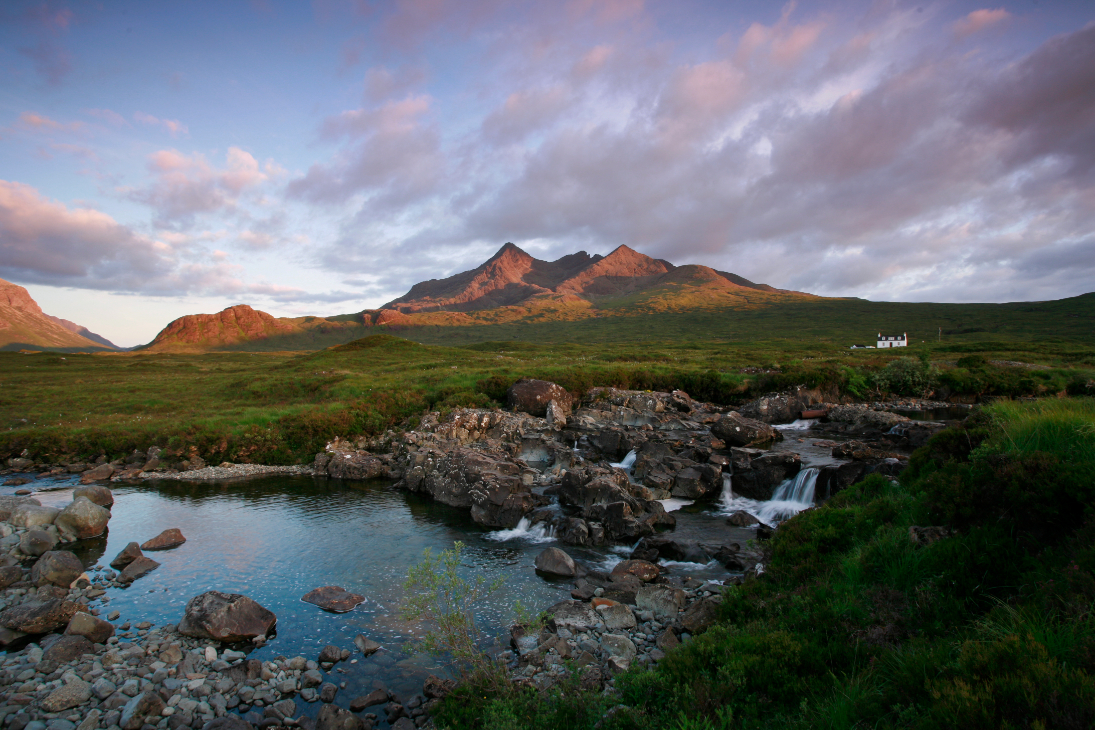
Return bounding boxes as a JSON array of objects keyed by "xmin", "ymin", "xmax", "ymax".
[
  {"xmin": 565, "ymin": 0, "xmax": 644, "ymax": 25},
  {"xmin": 134, "ymin": 112, "xmax": 189, "ymax": 137},
  {"xmin": 482, "ymin": 86, "xmax": 571, "ymax": 144},
  {"xmin": 17, "ymin": 112, "xmax": 83, "ymax": 132},
  {"xmin": 954, "ymin": 8, "xmax": 1011, "ymax": 37},
  {"xmin": 84, "ymin": 108, "xmax": 128, "ymax": 126}
]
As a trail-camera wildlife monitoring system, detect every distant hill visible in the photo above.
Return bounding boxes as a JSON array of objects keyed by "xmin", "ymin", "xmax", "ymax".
[{"xmin": 0, "ymin": 278, "xmax": 118, "ymax": 351}]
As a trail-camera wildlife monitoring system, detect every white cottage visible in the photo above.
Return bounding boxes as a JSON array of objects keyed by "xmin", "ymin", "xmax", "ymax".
[{"xmin": 877, "ymin": 333, "xmax": 907, "ymax": 348}]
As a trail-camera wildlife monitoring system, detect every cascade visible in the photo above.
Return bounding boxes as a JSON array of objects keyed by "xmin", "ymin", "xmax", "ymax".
[
  {"xmin": 484, "ymin": 517, "xmax": 556, "ymax": 543},
  {"xmin": 770, "ymin": 467, "xmax": 820, "ymax": 505},
  {"xmin": 610, "ymin": 449, "xmax": 637, "ymax": 472}
]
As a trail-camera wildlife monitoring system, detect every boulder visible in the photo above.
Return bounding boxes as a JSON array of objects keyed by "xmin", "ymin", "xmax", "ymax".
[
  {"xmin": 120, "ymin": 691, "xmax": 166, "ymax": 730},
  {"xmin": 732, "ymin": 452, "xmax": 802, "ymax": 501},
  {"xmin": 202, "ymin": 718, "xmax": 255, "ymax": 730},
  {"xmin": 354, "ymin": 634, "xmax": 381, "ymax": 656},
  {"xmin": 118, "ymin": 556, "xmax": 160, "ymax": 584},
  {"xmin": 72, "ymin": 484, "xmax": 114, "ymax": 509},
  {"xmin": 610, "ymin": 559, "xmax": 659, "ymax": 583},
  {"xmin": 109, "ymin": 542, "xmax": 144, "ymax": 569},
  {"xmin": 0, "ymin": 598, "xmax": 79, "ymax": 633},
  {"xmin": 325, "ymin": 451, "xmax": 388, "ymax": 480},
  {"xmin": 596, "ymin": 602, "xmax": 636, "ymax": 630},
  {"xmin": 315, "ymin": 704, "xmax": 365, "ymax": 730},
  {"xmin": 318, "ymin": 644, "xmax": 342, "ymax": 664},
  {"xmin": 41, "ymin": 677, "xmax": 92, "ymax": 712},
  {"xmin": 545, "ymin": 600, "xmax": 600, "ymax": 632},
  {"xmin": 631, "ymin": 536, "xmax": 712, "ymax": 564},
  {"xmin": 55, "ymin": 496, "xmax": 111, "ymax": 540},
  {"xmin": 31, "ymin": 550, "xmax": 83, "ymax": 587},
  {"xmin": 80, "ymin": 464, "xmax": 115, "ymax": 483},
  {"xmin": 177, "ymin": 591, "xmax": 276, "ymax": 642},
  {"xmin": 0, "ymin": 566, "xmax": 22, "ymax": 589},
  {"xmin": 66, "ymin": 611, "xmax": 115, "ymax": 643},
  {"xmin": 636, "ymin": 584, "xmax": 686, "ymax": 620},
  {"xmin": 43, "ymin": 633, "xmax": 95, "ymax": 663},
  {"xmin": 19, "ymin": 529, "xmax": 57, "ymax": 557},
  {"xmin": 680, "ymin": 597, "xmax": 721, "ymax": 635},
  {"xmin": 141, "ymin": 528, "xmax": 186, "ymax": 550},
  {"xmin": 507, "ymin": 379, "xmax": 574, "ymax": 417},
  {"xmin": 601, "ymin": 633, "xmax": 637, "ymax": 670},
  {"xmin": 302, "ymin": 586, "xmax": 367, "ymax": 613},
  {"xmin": 726, "ymin": 510, "xmax": 760, "ymax": 527},
  {"xmin": 9, "ymin": 503, "xmax": 59, "ymax": 528},
  {"xmin": 711, "ymin": 412, "xmax": 781, "ymax": 446},
  {"xmin": 534, "ymin": 547, "xmax": 577, "ymax": 577}
]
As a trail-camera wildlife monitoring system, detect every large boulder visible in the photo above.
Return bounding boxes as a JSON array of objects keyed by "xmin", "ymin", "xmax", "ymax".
[
  {"xmin": 72, "ymin": 484, "xmax": 114, "ymax": 509},
  {"xmin": 0, "ymin": 495, "xmax": 41, "ymax": 521},
  {"xmin": 545, "ymin": 600, "xmax": 600, "ymax": 632},
  {"xmin": 506, "ymin": 379, "xmax": 573, "ymax": 418},
  {"xmin": 0, "ymin": 598, "xmax": 79, "ymax": 633},
  {"xmin": 19, "ymin": 529, "xmax": 57, "ymax": 557},
  {"xmin": 66, "ymin": 612, "xmax": 115, "ymax": 643},
  {"xmin": 117, "ymin": 556, "xmax": 160, "ymax": 584},
  {"xmin": 177, "ymin": 591, "xmax": 276, "ymax": 642},
  {"xmin": 301, "ymin": 586, "xmax": 367, "ymax": 613},
  {"xmin": 636, "ymin": 584, "xmax": 686, "ymax": 620},
  {"xmin": 737, "ymin": 385, "xmax": 838, "ymax": 424},
  {"xmin": 55, "ymin": 496, "xmax": 111, "ymax": 540},
  {"xmin": 43, "ymin": 633, "xmax": 95, "ymax": 663},
  {"xmin": 680, "ymin": 597, "xmax": 721, "ymax": 635},
  {"xmin": 534, "ymin": 547, "xmax": 577, "ymax": 577},
  {"xmin": 79, "ymin": 464, "xmax": 115, "ymax": 484},
  {"xmin": 31, "ymin": 550, "xmax": 83, "ymax": 588},
  {"xmin": 601, "ymin": 633, "xmax": 637, "ymax": 671},
  {"xmin": 141, "ymin": 528, "xmax": 185, "ymax": 550},
  {"xmin": 610, "ymin": 560, "xmax": 659, "ymax": 583},
  {"xmin": 712, "ymin": 412, "xmax": 781, "ymax": 446},
  {"xmin": 9, "ymin": 503, "xmax": 60, "ymax": 528},
  {"xmin": 732, "ymin": 452, "xmax": 802, "ymax": 501},
  {"xmin": 109, "ymin": 542, "xmax": 144, "ymax": 569}
]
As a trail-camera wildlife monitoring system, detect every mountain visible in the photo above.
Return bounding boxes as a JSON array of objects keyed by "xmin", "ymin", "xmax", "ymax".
[
  {"xmin": 382, "ymin": 243, "xmax": 779, "ymax": 312},
  {"xmin": 46, "ymin": 315, "xmax": 121, "ymax": 350},
  {"xmin": 0, "ymin": 278, "xmax": 117, "ymax": 351},
  {"xmin": 142, "ymin": 243, "xmax": 798, "ymax": 351}
]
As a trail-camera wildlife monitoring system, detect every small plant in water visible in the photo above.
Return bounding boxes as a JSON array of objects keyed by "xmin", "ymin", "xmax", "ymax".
[{"xmin": 401, "ymin": 541, "xmax": 509, "ymax": 689}]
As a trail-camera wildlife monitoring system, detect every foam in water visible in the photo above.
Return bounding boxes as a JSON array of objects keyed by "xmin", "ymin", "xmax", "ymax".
[
  {"xmin": 657, "ymin": 498, "xmax": 693, "ymax": 512},
  {"xmin": 719, "ymin": 468, "xmax": 820, "ymax": 525},
  {"xmin": 774, "ymin": 418, "xmax": 819, "ymax": 431},
  {"xmin": 610, "ymin": 449, "xmax": 637, "ymax": 472},
  {"xmin": 484, "ymin": 517, "xmax": 556, "ymax": 543}
]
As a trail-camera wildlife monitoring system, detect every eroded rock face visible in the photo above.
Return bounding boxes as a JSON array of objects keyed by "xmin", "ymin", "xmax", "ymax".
[
  {"xmin": 711, "ymin": 412, "xmax": 781, "ymax": 446},
  {"xmin": 177, "ymin": 591, "xmax": 276, "ymax": 642},
  {"xmin": 31, "ymin": 550, "xmax": 83, "ymax": 588},
  {"xmin": 507, "ymin": 379, "xmax": 573, "ymax": 418},
  {"xmin": 55, "ymin": 496, "xmax": 111, "ymax": 540},
  {"xmin": 732, "ymin": 452, "xmax": 801, "ymax": 501}
]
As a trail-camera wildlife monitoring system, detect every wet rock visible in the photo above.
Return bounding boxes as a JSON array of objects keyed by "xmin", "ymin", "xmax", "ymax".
[
  {"xmin": 680, "ymin": 597, "xmax": 720, "ymax": 635},
  {"xmin": 79, "ymin": 464, "xmax": 115, "ymax": 484},
  {"xmin": 610, "ymin": 559, "xmax": 659, "ymax": 583},
  {"xmin": 18, "ymin": 529, "xmax": 57, "ymax": 557},
  {"xmin": 815, "ymin": 462, "xmax": 868, "ymax": 500},
  {"xmin": 546, "ymin": 600, "xmax": 600, "ymax": 632},
  {"xmin": 507, "ymin": 379, "xmax": 573, "ymax": 418},
  {"xmin": 43, "ymin": 633, "xmax": 94, "ymax": 663},
  {"xmin": 72, "ymin": 484, "xmax": 114, "ymax": 509},
  {"xmin": 738, "ymin": 386, "xmax": 837, "ymax": 424},
  {"xmin": 357, "ymin": 688, "xmax": 390, "ymax": 708},
  {"xmin": 9, "ymin": 503, "xmax": 60, "ymax": 528},
  {"xmin": 66, "ymin": 611, "xmax": 115, "ymax": 643},
  {"xmin": 354, "ymin": 634, "xmax": 381, "ymax": 656},
  {"xmin": 732, "ymin": 452, "xmax": 801, "ymax": 501},
  {"xmin": 319, "ymin": 682, "xmax": 338, "ymax": 702},
  {"xmin": 41, "ymin": 678, "xmax": 92, "ymax": 712},
  {"xmin": 315, "ymin": 704, "xmax": 364, "ymax": 730},
  {"xmin": 302, "ymin": 586, "xmax": 367, "ymax": 613},
  {"xmin": 55, "ymin": 496, "xmax": 111, "ymax": 540},
  {"xmin": 302, "ymin": 669, "xmax": 323, "ymax": 688},
  {"xmin": 726, "ymin": 510, "xmax": 760, "ymax": 527},
  {"xmin": 141, "ymin": 528, "xmax": 186, "ymax": 550},
  {"xmin": 118, "ymin": 556, "xmax": 160, "ymax": 584},
  {"xmin": 534, "ymin": 547, "xmax": 577, "ymax": 577},
  {"xmin": 177, "ymin": 591, "xmax": 277, "ymax": 642},
  {"xmin": 318, "ymin": 644, "xmax": 342, "ymax": 663},
  {"xmin": 826, "ymin": 405, "xmax": 909, "ymax": 434},
  {"xmin": 631, "ymin": 536, "xmax": 711, "ymax": 564},
  {"xmin": 636, "ymin": 584, "xmax": 686, "ymax": 620},
  {"xmin": 31, "ymin": 550, "xmax": 83, "ymax": 587},
  {"xmin": 109, "ymin": 542, "xmax": 144, "ymax": 569},
  {"xmin": 711, "ymin": 412, "xmax": 780, "ymax": 446},
  {"xmin": 120, "ymin": 691, "xmax": 166, "ymax": 730}
]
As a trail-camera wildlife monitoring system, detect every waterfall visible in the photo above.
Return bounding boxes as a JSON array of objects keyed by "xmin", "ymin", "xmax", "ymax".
[
  {"xmin": 484, "ymin": 517, "xmax": 556, "ymax": 543},
  {"xmin": 720, "ymin": 467, "xmax": 820, "ymax": 526},
  {"xmin": 720, "ymin": 473, "xmax": 734, "ymax": 510},
  {"xmin": 770, "ymin": 467, "xmax": 819, "ymax": 504},
  {"xmin": 610, "ymin": 449, "xmax": 637, "ymax": 472},
  {"xmin": 774, "ymin": 418, "xmax": 819, "ymax": 431}
]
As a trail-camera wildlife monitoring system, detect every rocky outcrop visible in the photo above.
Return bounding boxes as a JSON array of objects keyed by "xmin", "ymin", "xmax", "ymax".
[
  {"xmin": 0, "ymin": 598, "xmax": 79, "ymax": 633},
  {"xmin": 177, "ymin": 591, "xmax": 277, "ymax": 642},
  {"xmin": 738, "ymin": 385, "xmax": 840, "ymax": 424},
  {"xmin": 146, "ymin": 304, "xmax": 297, "ymax": 350},
  {"xmin": 507, "ymin": 379, "xmax": 573, "ymax": 418},
  {"xmin": 731, "ymin": 451, "xmax": 801, "ymax": 500},
  {"xmin": 711, "ymin": 412, "xmax": 781, "ymax": 446}
]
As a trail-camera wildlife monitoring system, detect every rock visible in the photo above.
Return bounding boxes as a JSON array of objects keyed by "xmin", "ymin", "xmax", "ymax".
[
  {"xmin": 2, "ymin": 599, "xmax": 78, "ymax": 633},
  {"xmin": 711, "ymin": 412, "xmax": 780, "ymax": 446},
  {"xmin": 43, "ymin": 633, "xmax": 95, "ymax": 663},
  {"xmin": 534, "ymin": 547, "xmax": 577, "ymax": 577},
  {"xmin": 680, "ymin": 597, "xmax": 720, "ymax": 635},
  {"xmin": 318, "ymin": 644, "xmax": 342, "ymax": 663},
  {"xmin": 31, "ymin": 550, "xmax": 83, "ymax": 587},
  {"xmin": 55, "ymin": 496, "xmax": 111, "ymax": 540},
  {"xmin": 301, "ymin": 586, "xmax": 367, "ymax": 613},
  {"xmin": 545, "ymin": 600, "xmax": 600, "ymax": 632},
  {"xmin": 354, "ymin": 634, "xmax": 381, "ymax": 656},
  {"xmin": 141, "ymin": 528, "xmax": 186, "ymax": 550},
  {"xmin": 79, "ymin": 464, "xmax": 115, "ymax": 483},
  {"xmin": 9, "ymin": 503, "xmax": 60, "ymax": 528},
  {"xmin": 177, "ymin": 591, "xmax": 277, "ymax": 642},
  {"xmin": 18, "ymin": 529, "xmax": 57, "ymax": 557},
  {"xmin": 423, "ymin": 675, "xmax": 455, "ymax": 699},
  {"xmin": 506, "ymin": 379, "xmax": 573, "ymax": 418},
  {"xmin": 545, "ymin": 399, "xmax": 568, "ymax": 427},
  {"xmin": 41, "ymin": 678, "xmax": 92, "ymax": 712},
  {"xmin": 120, "ymin": 692, "xmax": 166, "ymax": 730},
  {"xmin": 0, "ymin": 565, "xmax": 22, "ymax": 588},
  {"xmin": 601, "ymin": 633, "xmax": 637, "ymax": 669},
  {"xmin": 3, "ymin": 477, "xmax": 30, "ymax": 486},
  {"xmin": 636, "ymin": 584, "xmax": 686, "ymax": 620},
  {"xmin": 302, "ymin": 669, "xmax": 323, "ymax": 688},
  {"xmin": 315, "ymin": 704, "xmax": 364, "ymax": 730},
  {"xmin": 596, "ymin": 603, "xmax": 636, "ymax": 630},
  {"xmin": 631, "ymin": 536, "xmax": 711, "ymax": 564},
  {"xmin": 656, "ymin": 629, "xmax": 680, "ymax": 651},
  {"xmin": 391, "ymin": 719, "xmax": 415, "ymax": 730},
  {"xmin": 319, "ymin": 682, "xmax": 338, "ymax": 702},
  {"xmin": 66, "ymin": 611, "xmax": 115, "ymax": 643},
  {"xmin": 326, "ymin": 451, "xmax": 389, "ymax": 480},
  {"xmin": 357, "ymin": 688, "xmax": 390, "ymax": 708},
  {"xmin": 610, "ymin": 559, "xmax": 659, "ymax": 582},
  {"xmin": 726, "ymin": 510, "xmax": 760, "ymax": 527},
  {"xmin": 827, "ymin": 404, "xmax": 909, "ymax": 433},
  {"xmin": 72, "ymin": 484, "xmax": 114, "ymax": 509},
  {"xmin": 738, "ymin": 385, "xmax": 837, "ymax": 424},
  {"xmin": 202, "ymin": 717, "xmax": 255, "ymax": 730},
  {"xmin": 117, "ymin": 556, "xmax": 160, "ymax": 584},
  {"xmin": 110, "ymin": 542, "xmax": 144, "ymax": 569},
  {"xmin": 815, "ymin": 462, "xmax": 868, "ymax": 500},
  {"xmin": 732, "ymin": 452, "xmax": 802, "ymax": 501}
]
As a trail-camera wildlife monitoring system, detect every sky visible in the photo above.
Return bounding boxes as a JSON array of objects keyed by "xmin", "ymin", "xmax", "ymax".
[{"xmin": 1, "ymin": 0, "xmax": 1093, "ymax": 347}]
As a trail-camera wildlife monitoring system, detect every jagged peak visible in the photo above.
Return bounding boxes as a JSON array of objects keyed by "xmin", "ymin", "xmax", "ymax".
[{"xmin": 486, "ymin": 242, "xmax": 533, "ymax": 265}]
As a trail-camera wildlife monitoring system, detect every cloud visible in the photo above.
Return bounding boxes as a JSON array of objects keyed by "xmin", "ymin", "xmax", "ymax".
[
  {"xmin": 481, "ymin": 86, "xmax": 572, "ymax": 144},
  {"xmin": 16, "ymin": 112, "xmax": 83, "ymax": 133},
  {"xmin": 954, "ymin": 8, "xmax": 1010, "ymax": 37},
  {"xmin": 124, "ymin": 147, "xmax": 282, "ymax": 227},
  {"xmin": 134, "ymin": 112, "xmax": 189, "ymax": 137},
  {"xmin": 84, "ymin": 108, "xmax": 128, "ymax": 127}
]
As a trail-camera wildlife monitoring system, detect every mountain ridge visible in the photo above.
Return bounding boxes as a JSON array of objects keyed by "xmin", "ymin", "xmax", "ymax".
[{"xmin": 0, "ymin": 278, "xmax": 118, "ymax": 351}]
